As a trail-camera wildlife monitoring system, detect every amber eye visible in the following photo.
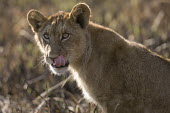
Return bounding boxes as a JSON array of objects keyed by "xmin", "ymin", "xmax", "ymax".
[
  {"xmin": 43, "ymin": 33, "xmax": 50, "ymax": 40},
  {"xmin": 61, "ymin": 33, "xmax": 70, "ymax": 41}
]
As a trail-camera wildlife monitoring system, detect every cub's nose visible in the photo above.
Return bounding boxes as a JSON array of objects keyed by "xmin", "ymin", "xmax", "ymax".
[{"xmin": 48, "ymin": 54, "xmax": 59, "ymax": 59}]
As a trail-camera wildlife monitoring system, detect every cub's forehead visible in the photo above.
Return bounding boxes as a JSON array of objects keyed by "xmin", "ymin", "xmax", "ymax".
[
  {"xmin": 49, "ymin": 11, "xmax": 70, "ymax": 25},
  {"xmin": 41, "ymin": 11, "xmax": 71, "ymax": 33}
]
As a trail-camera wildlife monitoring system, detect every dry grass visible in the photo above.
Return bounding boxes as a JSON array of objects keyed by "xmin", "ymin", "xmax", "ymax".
[{"xmin": 0, "ymin": 0, "xmax": 169, "ymax": 113}]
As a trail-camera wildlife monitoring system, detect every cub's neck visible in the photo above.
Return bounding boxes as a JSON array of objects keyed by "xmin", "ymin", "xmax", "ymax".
[{"xmin": 70, "ymin": 22, "xmax": 128, "ymax": 72}]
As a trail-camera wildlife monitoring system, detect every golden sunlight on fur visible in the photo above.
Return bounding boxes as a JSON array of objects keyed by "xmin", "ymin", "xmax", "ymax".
[{"xmin": 27, "ymin": 3, "xmax": 170, "ymax": 113}]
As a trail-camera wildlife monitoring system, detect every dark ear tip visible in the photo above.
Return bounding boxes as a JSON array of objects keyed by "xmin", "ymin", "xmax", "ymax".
[
  {"xmin": 27, "ymin": 9, "xmax": 46, "ymax": 32},
  {"xmin": 27, "ymin": 9, "xmax": 36, "ymax": 15},
  {"xmin": 72, "ymin": 3, "xmax": 91, "ymax": 17},
  {"xmin": 70, "ymin": 3, "xmax": 91, "ymax": 29},
  {"xmin": 76, "ymin": 3, "xmax": 89, "ymax": 7},
  {"xmin": 74, "ymin": 3, "xmax": 90, "ymax": 10},
  {"xmin": 27, "ymin": 9, "xmax": 38, "ymax": 19}
]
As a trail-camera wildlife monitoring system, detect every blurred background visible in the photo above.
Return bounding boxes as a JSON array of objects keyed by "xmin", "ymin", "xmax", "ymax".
[{"xmin": 0, "ymin": 0, "xmax": 169, "ymax": 112}]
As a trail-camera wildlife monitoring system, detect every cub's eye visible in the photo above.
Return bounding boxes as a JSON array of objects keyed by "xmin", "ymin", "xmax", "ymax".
[
  {"xmin": 61, "ymin": 33, "xmax": 70, "ymax": 41},
  {"xmin": 43, "ymin": 33, "xmax": 50, "ymax": 40}
]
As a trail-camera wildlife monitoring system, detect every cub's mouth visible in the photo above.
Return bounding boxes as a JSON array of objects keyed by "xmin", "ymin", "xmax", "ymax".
[
  {"xmin": 48, "ymin": 55, "xmax": 69, "ymax": 75},
  {"xmin": 51, "ymin": 61, "xmax": 69, "ymax": 68},
  {"xmin": 51, "ymin": 55, "xmax": 69, "ymax": 68}
]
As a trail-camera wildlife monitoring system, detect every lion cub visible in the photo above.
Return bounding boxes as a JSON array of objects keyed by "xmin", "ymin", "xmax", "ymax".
[{"xmin": 27, "ymin": 3, "xmax": 170, "ymax": 113}]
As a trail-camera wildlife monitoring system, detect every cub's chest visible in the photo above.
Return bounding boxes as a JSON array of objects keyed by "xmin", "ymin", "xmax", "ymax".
[{"xmin": 71, "ymin": 69, "xmax": 97, "ymax": 102}]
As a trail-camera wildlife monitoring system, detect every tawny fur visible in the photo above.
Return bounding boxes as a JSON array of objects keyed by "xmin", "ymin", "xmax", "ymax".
[{"xmin": 27, "ymin": 3, "xmax": 170, "ymax": 113}]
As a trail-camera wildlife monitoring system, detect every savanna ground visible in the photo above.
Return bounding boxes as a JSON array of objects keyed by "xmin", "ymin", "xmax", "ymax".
[{"xmin": 0, "ymin": 0, "xmax": 170, "ymax": 113}]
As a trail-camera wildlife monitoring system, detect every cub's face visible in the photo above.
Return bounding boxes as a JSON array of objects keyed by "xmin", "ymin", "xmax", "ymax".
[{"xmin": 27, "ymin": 3, "xmax": 91, "ymax": 75}]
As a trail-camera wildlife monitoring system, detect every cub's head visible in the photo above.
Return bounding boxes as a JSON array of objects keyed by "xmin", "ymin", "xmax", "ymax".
[{"xmin": 27, "ymin": 3, "xmax": 91, "ymax": 75}]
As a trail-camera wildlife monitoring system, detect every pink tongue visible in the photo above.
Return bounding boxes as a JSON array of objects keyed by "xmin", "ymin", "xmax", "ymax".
[{"xmin": 53, "ymin": 55, "xmax": 66, "ymax": 67}]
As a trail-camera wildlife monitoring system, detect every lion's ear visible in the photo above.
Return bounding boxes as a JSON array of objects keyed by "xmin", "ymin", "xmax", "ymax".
[
  {"xmin": 27, "ymin": 9, "xmax": 46, "ymax": 32},
  {"xmin": 70, "ymin": 3, "xmax": 91, "ymax": 29}
]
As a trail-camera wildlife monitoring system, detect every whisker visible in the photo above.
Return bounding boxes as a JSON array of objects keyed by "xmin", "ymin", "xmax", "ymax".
[{"xmin": 34, "ymin": 55, "xmax": 45, "ymax": 69}]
